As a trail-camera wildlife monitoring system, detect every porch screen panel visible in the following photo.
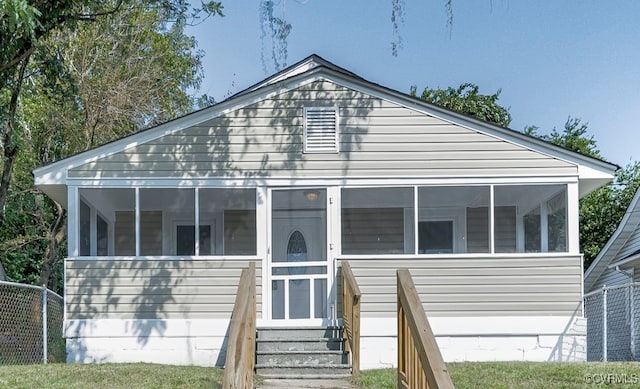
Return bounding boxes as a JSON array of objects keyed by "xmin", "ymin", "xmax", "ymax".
[
  {"xmin": 418, "ymin": 186, "xmax": 490, "ymax": 254},
  {"xmin": 97, "ymin": 214, "xmax": 108, "ymax": 256},
  {"xmin": 199, "ymin": 188, "xmax": 256, "ymax": 255},
  {"xmin": 115, "ymin": 211, "xmax": 135, "ymax": 255},
  {"xmin": 79, "ymin": 200, "xmax": 91, "ymax": 256},
  {"xmin": 494, "ymin": 185, "xmax": 568, "ymax": 253},
  {"xmin": 547, "ymin": 190, "xmax": 567, "ymax": 252},
  {"xmin": 140, "ymin": 188, "xmax": 194, "ymax": 255},
  {"xmin": 494, "ymin": 206, "xmax": 517, "ymax": 253},
  {"xmin": 79, "ymin": 188, "xmax": 134, "ymax": 256},
  {"xmin": 341, "ymin": 188, "xmax": 414, "ymax": 254}
]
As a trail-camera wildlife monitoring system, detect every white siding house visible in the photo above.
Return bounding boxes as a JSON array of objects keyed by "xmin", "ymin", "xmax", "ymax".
[
  {"xmin": 584, "ymin": 189, "xmax": 640, "ymax": 291},
  {"xmin": 584, "ymin": 188, "xmax": 640, "ymax": 361},
  {"xmin": 33, "ymin": 55, "xmax": 616, "ymax": 367}
]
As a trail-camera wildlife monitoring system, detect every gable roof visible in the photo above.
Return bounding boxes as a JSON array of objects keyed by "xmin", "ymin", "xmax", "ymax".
[
  {"xmin": 33, "ymin": 54, "xmax": 617, "ymax": 198},
  {"xmin": 584, "ymin": 188, "xmax": 640, "ymax": 291}
]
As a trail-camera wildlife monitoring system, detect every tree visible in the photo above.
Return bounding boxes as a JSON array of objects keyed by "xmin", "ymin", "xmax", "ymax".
[
  {"xmin": 526, "ymin": 118, "xmax": 640, "ymax": 269},
  {"xmin": 258, "ymin": 0, "xmax": 454, "ymax": 71},
  {"xmin": 410, "ymin": 82, "xmax": 512, "ymax": 127},
  {"xmin": 0, "ymin": 0, "xmax": 222, "ymax": 290},
  {"xmin": 0, "ymin": 0, "xmax": 222, "ymax": 223},
  {"xmin": 525, "ymin": 117, "xmax": 600, "ymax": 159}
]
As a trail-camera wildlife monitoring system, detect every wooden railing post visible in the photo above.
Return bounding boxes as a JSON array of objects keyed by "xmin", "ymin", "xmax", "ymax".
[
  {"xmin": 341, "ymin": 261, "xmax": 361, "ymax": 376},
  {"xmin": 222, "ymin": 262, "xmax": 257, "ymax": 389},
  {"xmin": 397, "ymin": 269, "xmax": 454, "ymax": 389}
]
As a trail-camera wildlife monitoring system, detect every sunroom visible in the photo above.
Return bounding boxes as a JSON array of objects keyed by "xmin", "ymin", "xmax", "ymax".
[{"xmin": 71, "ymin": 182, "xmax": 573, "ymax": 325}]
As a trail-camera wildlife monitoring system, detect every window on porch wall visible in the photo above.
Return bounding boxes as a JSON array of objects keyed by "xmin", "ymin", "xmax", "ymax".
[
  {"xmin": 140, "ymin": 188, "xmax": 194, "ymax": 255},
  {"xmin": 77, "ymin": 187, "xmax": 257, "ymax": 257},
  {"xmin": 417, "ymin": 186, "xmax": 490, "ymax": 254},
  {"xmin": 199, "ymin": 188, "xmax": 256, "ymax": 256},
  {"xmin": 338, "ymin": 184, "xmax": 568, "ymax": 255},
  {"xmin": 494, "ymin": 185, "xmax": 567, "ymax": 253},
  {"xmin": 78, "ymin": 188, "xmax": 135, "ymax": 256},
  {"xmin": 341, "ymin": 187, "xmax": 415, "ymax": 254}
]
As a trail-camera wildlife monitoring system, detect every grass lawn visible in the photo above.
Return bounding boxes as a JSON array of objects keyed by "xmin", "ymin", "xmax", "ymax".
[
  {"xmin": 355, "ymin": 362, "xmax": 640, "ymax": 389},
  {"xmin": 2, "ymin": 362, "xmax": 640, "ymax": 388},
  {"xmin": 0, "ymin": 363, "xmax": 223, "ymax": 389}
]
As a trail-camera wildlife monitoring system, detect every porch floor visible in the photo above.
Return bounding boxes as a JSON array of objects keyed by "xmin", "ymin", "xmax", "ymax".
[{"xmin": 257, "ymin": 378, "xmax": 356, "ymax": 389}]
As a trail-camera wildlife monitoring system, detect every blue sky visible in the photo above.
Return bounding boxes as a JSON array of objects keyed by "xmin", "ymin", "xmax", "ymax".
[{"xmin": 187, "ymin": 1, "xmax": 639, "ymax": 167}]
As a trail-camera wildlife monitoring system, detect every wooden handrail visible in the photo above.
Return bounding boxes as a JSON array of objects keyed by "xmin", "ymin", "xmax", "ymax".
[
  {"xmin": 397, "ymin": 269, "xmax": 454, "ymax": 389},
  {"xmin": 222, "ymin": 262, "xmax": 256, "ymax": 389},
  {"xmin": 341, "ymin": 260, "xmax": 361, "ymax": 376}
]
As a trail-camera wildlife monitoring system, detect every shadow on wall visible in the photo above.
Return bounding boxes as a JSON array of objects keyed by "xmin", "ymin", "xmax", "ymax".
[
  {"xmin": 130, "ymin": 259, "xmax": 185, "ymax": 345},
  {"xmin": 215, "ymin": 325, "xmax": 230, "ymax": 367},
  {"xmin": 74, "ymin": 80, "xmax": 376, "ymax": 187},
  {"xmin": 547, "ymin": 304, "xmax": 587, "ymax": 362},
  {"xmin": 65, "ymin": 258, "xmax": 193, "ymax": 362}
]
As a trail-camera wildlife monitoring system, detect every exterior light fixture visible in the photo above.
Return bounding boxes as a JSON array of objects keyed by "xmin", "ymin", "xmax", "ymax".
[{"xmin": 304, "ymin": 190, "xmax": 319, "ymax": 202}]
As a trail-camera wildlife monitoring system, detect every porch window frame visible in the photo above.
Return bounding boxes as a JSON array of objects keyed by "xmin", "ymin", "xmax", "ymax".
[
  {"xmin": 70, "ymin": 185, "xmax": 259, "ymax": 259},
  {"xmin": 337, "ymin": 182, "xmax": 576, "ymax": 257},
  {"xmin": 66, "ymin": 179, "xmax": 579, "ymax": 259}
]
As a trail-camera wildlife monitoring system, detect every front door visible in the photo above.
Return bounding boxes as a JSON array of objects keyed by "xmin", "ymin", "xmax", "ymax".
[{"xmin": 269, "ymin": 188, "xmax": 331, "ymax": 323}]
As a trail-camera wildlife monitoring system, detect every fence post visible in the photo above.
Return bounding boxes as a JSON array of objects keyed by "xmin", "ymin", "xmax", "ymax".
[
  {"xmin": 632, "ymin": 284, "xmax": 637, "ymax": 360},
  {"xmin": 42, "ymin": 284, "xmax": 48, "ymax": 364},
  {"xmin": 602, "ymin": 285, "xmax": 607, "ymax": 362}
]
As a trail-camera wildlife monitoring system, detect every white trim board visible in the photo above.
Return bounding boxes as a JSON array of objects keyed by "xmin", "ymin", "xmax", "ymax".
[
  {"xmin": 64, "ymin": 318, "xmax": 231, "ymax": 338},
  {"xmin": 359, "ymin": 316, "xmax": 585, "ymax": 337}
]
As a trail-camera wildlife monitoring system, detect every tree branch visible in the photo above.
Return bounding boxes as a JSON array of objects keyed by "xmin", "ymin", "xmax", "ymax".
[
  {"xmin": 0, "ymin": 45, "xmax": 35, "ymax": 74},
  {"xmin": 0, "ymin": 56, "xmax": 30, "ymax": 228},
  {"xmin": 74, "ymin": 0, "xmax": 125, "ymax": 21}
]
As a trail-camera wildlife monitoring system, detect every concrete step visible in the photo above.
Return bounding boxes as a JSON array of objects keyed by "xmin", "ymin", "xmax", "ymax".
[
  {"xmin": 255, "ymin": 363, "xmax": 352, "ymax": 378},
  {"xmin": 257, "ymin": 338, "xmax": 343, "ymax": 352},
  {"xmin": 255, "ymin": 327, "xmax": 351, "ymax": 379},
  {"xmin": 257, "ymin": 378, "xmax": 356, "ymax": 389},
  {"xmin": 257, "ymin": 326, "xmax": 342, "ymax": 341},
  {"xmin": 257, "ymin": 350, "xmax": 348, "ymax": 366}
]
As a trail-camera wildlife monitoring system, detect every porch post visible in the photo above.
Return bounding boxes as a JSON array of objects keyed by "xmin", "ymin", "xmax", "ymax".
[
  {"xmin": 489, "ymin": 185, "xmax": 495, "ymax": 254},
  {"xmin": 135, "ymin": 188, "xmax": 140, "ymax": 256},
  {"xmin": 413, "ymin": 186, "xmax": 418, "ymax": 255},
  {"xmin": 566, "ymin": 182, "xmax": 580, "ymax": 253},
  {"xmin": 256, "ymin": 186, "xmax": 268, "ymax": 321},
  {"xmin": 540, "ymin": 201, "xmax": 549, "ymax": 252},
  {"xmin": 195, "ymin": 188, "xmax": 200, "ymax": 256},
  {"xmin": 68, "ymin": 186, "xmax": 79, "ymax": 257}
]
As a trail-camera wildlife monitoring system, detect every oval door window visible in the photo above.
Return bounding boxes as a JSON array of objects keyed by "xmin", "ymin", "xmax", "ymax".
[{"xmin": 287, "ymin": 230, "xmax": 308, "ymax": 262}]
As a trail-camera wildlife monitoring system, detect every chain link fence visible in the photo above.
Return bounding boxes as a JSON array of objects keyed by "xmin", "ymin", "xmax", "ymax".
[
  {"xmin": 585, "ymin": 282, "xmax": 640, "ymax": 361},
  {"xmin": 0, "ymin": 281, "xmax": 65, "ymax": 364}
]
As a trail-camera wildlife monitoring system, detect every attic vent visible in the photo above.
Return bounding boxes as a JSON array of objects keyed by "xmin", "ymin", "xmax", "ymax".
[{"xmin": 304, "ymin": 107, "xmax": 339, "ymax": 153}]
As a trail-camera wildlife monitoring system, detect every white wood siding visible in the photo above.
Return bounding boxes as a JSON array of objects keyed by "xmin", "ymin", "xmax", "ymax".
[
  {"xmin": 68, "ymin": 81, "xmax": 577, "ymax": 179},
  {"xmin": 65, "ymin": 258, "xmax": 262, "ymax": 319},
  {"xmin": 618, "ymin": 227, "xmax": 640, "ymax": 260},
  {"xmin": 591, "ymin": 227, "xmax": 640, "ymax": 289},
  {"xmin": 589, "ymin": 269, "xmax": 629, "ymax": 290},
  {"xmin": 340, "ymin": 255, "xmax": 583, "ymax": 317}
]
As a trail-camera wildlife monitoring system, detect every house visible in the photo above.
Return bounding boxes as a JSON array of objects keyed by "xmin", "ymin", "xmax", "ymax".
[
  {"xmin": 584, "ymin": 188, "xmax": 640, "ymax": 361},
  {"xmin": 33, "ymin": 55, "xmax": 616, "ymax": 368}
]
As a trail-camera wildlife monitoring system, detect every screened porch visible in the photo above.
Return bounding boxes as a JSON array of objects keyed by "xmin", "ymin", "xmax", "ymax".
[{"xmin": 72, "ymin": 184, "xmax": 571, "ymax": 259}]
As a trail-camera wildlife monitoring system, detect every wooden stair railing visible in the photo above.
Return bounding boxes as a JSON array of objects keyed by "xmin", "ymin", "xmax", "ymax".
[
  {"xmin": 397, "ymin": 269, "xmax": 454, "ymax": 389},
  {"xmin": 222, "ymin": 262, "xmax": 257, "ymax": 389},
  {"xmin": 341, "ymin": 260, "xmax": 362, "ymax": 376}
]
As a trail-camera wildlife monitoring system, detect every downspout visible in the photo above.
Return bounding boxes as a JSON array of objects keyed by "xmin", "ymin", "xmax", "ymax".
[{"xmin": 615, "ymin": 266, "xmax": 634, "ymax": 280}]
